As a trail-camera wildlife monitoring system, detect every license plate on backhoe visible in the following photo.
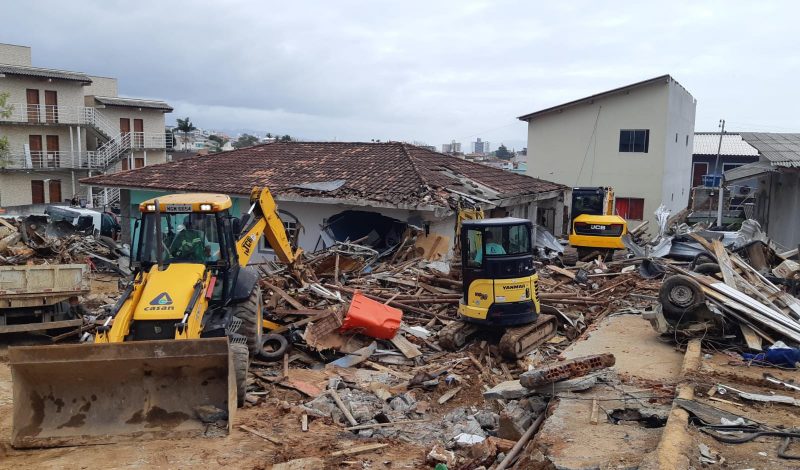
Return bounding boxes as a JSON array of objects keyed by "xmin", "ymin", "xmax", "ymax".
[{"xmin": 166, "ymin": 204, "xmax": 192, "ymax": 212}]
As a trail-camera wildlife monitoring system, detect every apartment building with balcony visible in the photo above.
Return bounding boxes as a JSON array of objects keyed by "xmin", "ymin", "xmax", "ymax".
[{"xmin": 0, "ymin": 43, "xmax": 172, "ymax": 209}]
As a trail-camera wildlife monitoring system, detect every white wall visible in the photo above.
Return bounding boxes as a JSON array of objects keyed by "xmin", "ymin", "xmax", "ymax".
[
  {"xmin": 0, "ymin": 75, "xmax": 86, "ymax": 110},
  {"xmin": 661, "ymin": 80, "xmax": 697, "ymax": 215},
  {"xmin": 0, "ymin": 44, "xmax": 32, "ymax": 66},
  {"xmin": 526, "ymin": 77, "xmax": 695, "ymax": 229},
  {"xmin": 95, "ymin": 106, "xmax": 166, "ymax": 136},
  {"xmin": 84, "ymin": 76, "xmax": 118, "ymax": 98}
]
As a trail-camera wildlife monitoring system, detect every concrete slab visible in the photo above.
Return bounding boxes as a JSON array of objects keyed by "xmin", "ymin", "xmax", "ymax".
[
  {"xmin": 563, "ymin": 314, "xmax": 683, "ymax": 383},
  {"xmin": 533, "ymin": 314, "xmax": 684, "ymax": 469}
]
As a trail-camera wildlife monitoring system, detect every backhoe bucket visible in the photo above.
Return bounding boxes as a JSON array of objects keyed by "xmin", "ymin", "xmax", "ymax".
[{"xmin": 9, "ymin": 338, "xmax": 235, "ymax": 448}]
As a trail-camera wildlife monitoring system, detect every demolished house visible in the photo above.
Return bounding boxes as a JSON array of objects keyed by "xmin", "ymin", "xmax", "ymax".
[{"xmin": 80, "ymin": 141, "xmax": 569, "ymax": 262}]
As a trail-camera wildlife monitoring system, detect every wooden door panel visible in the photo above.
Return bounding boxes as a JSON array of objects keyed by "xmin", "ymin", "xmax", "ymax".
[
  {"xmin": 120, "ymin": 118, "xmax": 131, "ymax": 133},
  {"xmin": 28, "ymin": 135, "xmax": 43, "ymax": 168},
  {"xmin": 134, "ymin": 157, "xmax": 145, "ymax": 168},
  {"xmin": 121, "ymin": 158, "xmax": 129, "ymax": 171},
  {"xmin": 133, "ymin": 119, "xmax": 144, "ymax": 147},
  {"xmin": 44, "ymin": 90, "xmax": 58, "ymax": 123},
  {"xmin": 46, "ymin": 135, "xmax": 60, "ymax": 168},
  {"xmin": 26, "ymin": 89, "xmax": 40, "ymax": 123},
  {"xmin": 31, "ymin": 180, "xmax": 45, "ymax": 204},
  {"xmin": 49, "ymin": 180, "xmax": 62, "ymax": 203}
]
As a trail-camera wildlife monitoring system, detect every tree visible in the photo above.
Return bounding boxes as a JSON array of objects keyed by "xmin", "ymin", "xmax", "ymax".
[
  {"xmin": 207, "ymin": 134, "xmax": 228, "ymax": 153},
  {"xmin": 280, "ymin": 134, "xmax": 292, "ymax": 142},
  {"xmin": 0, "ymin": 92, "xmax": 13, "ymax": 168},
  {"xmin": 232, "ymin": 133, "xmax": 260, "ymax": 149},
  {"xmin": 175, "ymin": 117, "xmax": 197, "ymax": 151},
  {"xmin": 495, "ymin": 144, "xmax": 513, "ymax": 160}
]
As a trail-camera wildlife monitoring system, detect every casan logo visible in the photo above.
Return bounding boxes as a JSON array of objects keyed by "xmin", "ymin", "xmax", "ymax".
[
  {"xmin": 502, "ymin": 284, "xmax": 526, "ymax": 290},
  {"xmin": 242, "ymin": 234, "xmax": 256, "ymax": 255},
  {"xmin": 144, "ymin": 292, "xmax": 175, "ymax": 311}
]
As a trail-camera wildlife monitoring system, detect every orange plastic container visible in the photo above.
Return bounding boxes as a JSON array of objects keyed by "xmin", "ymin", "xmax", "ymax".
[{"xmin": 339, "ymin": 292, "xmax": 403, "ymax": 339}]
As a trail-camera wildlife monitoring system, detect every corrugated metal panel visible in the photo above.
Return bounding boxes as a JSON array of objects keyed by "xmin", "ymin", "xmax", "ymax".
[
  {"xmin": 693, "ymin": 133, "xmax": 759, "ymax": 156},
  {"xmin": 93, "ymin": 95, "xmax": 173, "ymax": 111},
  {"xmin": 0, "ymin": 64, "xmax": 91, "ymax": 83},
  {"xmin": 740, "ymin": 133, "xmax": 800, "ymax": 168}
]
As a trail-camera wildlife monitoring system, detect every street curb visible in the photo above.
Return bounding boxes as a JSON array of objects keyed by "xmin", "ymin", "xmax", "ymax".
[{"xmin": 639, "ymin": 338, "xmax": 702, "ymax": 470}]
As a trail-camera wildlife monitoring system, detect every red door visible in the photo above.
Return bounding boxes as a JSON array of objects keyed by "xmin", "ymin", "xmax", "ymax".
[
  {"xmin": 46, "ymin": 135, "xmax": 60, "ymax": 168},
  {"xmin": 44, "ymin": 90, "xmax": 58, "ymax": 123},
  {"xmin": 26, "ymin": 89, "xmax": 40, "ymax": 123},
  {"xmin": 121, "ymin": 158, "xmax": 129, "ymax": 171},
  {"xmin": 28, "ymin": 135, "xmax": 43, "ymax": 168},
  {"xmin": 134, "ymin": 156, "xmax": 145, "ymax": 168},
  {"xmin": 49, "ymin": 180, "xmax": 62, "ymax": 203},
  {"xmin": 692, "ymin": 163, "xmax": 708, "ymax": 188},
  {"xmin": 31, "ymin": 180, "xmax": 45, "ymax": 204}
]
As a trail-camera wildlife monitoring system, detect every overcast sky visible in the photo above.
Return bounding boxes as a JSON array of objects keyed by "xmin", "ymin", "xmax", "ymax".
[{"xmin": 5, "ymin": 1, "xmax": 799, "ymax": 150}]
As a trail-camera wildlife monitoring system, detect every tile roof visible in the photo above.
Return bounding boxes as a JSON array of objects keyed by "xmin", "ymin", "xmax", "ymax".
[
  {"xmin": 740, "ymin": 132, "xmax": 800, "ymax": 167},
  {"xmin": 0, "ymin": 63, "xmax": 92, "ymax": 83},
  {"xmin": 518, "ymin": 74, "xmax": 681, "ymax": 121},
  {"xmin": 83, "ymin": 142, "xmax": 566, "ymax": 209},
  {"xmin": 693, "ymin": 133, "xmax": 759, "ymax": 157},
  {"xmin": 92, "ymin": 95, "xmax": 173, "ymax": 112}
]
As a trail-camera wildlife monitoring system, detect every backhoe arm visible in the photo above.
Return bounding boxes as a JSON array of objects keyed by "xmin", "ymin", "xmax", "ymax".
[{"xmin": 236, "ymin": 186, "xmax": 301, "ymax": 266}]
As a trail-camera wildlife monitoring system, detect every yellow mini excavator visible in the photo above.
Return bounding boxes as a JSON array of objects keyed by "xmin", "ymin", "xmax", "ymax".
[
  {"xmin": 9, "ymin": 187, "xmax": 300, "ymax": 448},
  {"xmin": 439, "ymin": 218, "xmax": 557, "ymax": 359}
]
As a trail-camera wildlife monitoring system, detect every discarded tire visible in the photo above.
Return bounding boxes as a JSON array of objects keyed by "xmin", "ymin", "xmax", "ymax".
[
  {"xmin": 659, "ymin": 274, "xmax": 705, "ymax": 317},
  {"xmin": 257, "ymin": 333, "xmax": 289, "ymax": 361}
]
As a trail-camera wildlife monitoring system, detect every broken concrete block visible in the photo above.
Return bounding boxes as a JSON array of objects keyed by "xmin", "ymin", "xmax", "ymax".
[
  {"xmin": 453, "ymin": 432, "xmax": 486, "ymax": 447},
  {"xmin": 520, "ymin": 353, "xmax": 615, "ymax": 389},
  {"xmin": 497, "ymin": 404, "xmax": 532, "ymax": 440},
  {"xmin": 474, "ymin": 410, "xmax": 499, "ymax": 430},
  {"xmin": 426, "ymin": 443, "xmax": 456, "ymax": 467},
  {"xmin": 483, "ymin": 380, "xmax": 530, "ymax": 400}
]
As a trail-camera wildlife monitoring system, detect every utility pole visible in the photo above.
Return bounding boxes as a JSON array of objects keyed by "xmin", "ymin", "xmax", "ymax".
[{"xmin": 714, "ymin": 119, "xmax": 726, "ymax": 227}]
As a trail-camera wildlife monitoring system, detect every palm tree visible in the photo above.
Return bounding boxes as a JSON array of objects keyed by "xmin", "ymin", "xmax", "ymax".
[{"xmin": 175, "ymin": 117, "xmax": 197, "ymax": 151}]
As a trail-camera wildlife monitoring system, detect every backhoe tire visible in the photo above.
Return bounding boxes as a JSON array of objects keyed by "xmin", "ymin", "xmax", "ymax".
[
  {"xmin": 230, "ymin": 342, "xmax": 250, "ymax": 407},
  {"xmin": 232, "ymin": 287, "xmax": 263, "ymax": 357},
  {"xmin": 562, "ymin": 247, "xmax": 579, "ymax": 266}
]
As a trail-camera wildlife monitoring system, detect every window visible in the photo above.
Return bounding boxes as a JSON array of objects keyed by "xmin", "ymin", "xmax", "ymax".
[
  {"xmin": 675, "ymin": 133, "xmax": 678, "ymax": 143},
  {"xmin": 467, "ymin": 224, "xmax": 531, "ymax": 266},
  {"xmin": 686, "ymin": 135, "xmax": 689, "ymax": 146},
  {"xmin": 615, "ymin": 197, "xmax": 645, "ymax": 220},
  {"xmin": 619, "ymin": 129, "xmax": 649, "ymax": 153},
  {"xmin": 136, "ymin": 212, "xmax": 222, "ymax": 264},
  {"xmin": 723, "ymin": 163, "xmax": 742, "ymax": 172}
]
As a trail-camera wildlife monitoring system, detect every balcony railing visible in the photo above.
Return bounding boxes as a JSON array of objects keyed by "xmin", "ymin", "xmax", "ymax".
[
  {"xmin": 0, "ymin": 103, "xmax": 92, "ymax": 126},
  {"xmin": 0, "ymin": 150, "xmax": 105, "ymax": 170}
]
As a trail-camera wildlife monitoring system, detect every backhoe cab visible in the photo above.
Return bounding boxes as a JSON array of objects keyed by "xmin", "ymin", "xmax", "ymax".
[{"xmin": 10, "ymin": 187, "xmax": 300, "ymax": 448}]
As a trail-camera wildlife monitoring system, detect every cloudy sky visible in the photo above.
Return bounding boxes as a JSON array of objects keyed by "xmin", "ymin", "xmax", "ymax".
[{"xmin": 5, "ymin": 1, "xmax": 799, "ymax": 150}]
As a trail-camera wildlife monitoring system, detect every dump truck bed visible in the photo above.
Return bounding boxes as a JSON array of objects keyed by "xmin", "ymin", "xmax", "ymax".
[{"xmin": 0, "ymin": 263, "xmax": 89, "ymax": 334}]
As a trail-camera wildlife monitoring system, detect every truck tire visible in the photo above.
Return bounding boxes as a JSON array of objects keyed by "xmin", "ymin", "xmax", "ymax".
[
  {"xmin": 659, "ymin": 275, "xmax": 705, "ymax": 317},
  {"xmin": 232, "ymin": 286, "xmax": 263, "ymax": 356},
  {"xmin": 562, "ymin": 247, "xmax": 579, "ymax": 266},
  {"xmin": 230, "ymin": 342, "xmax": 249, "ymax": 407},
  {"xmin": 257, "ymin": 334, "xmax": 289, "ymax": 361}
]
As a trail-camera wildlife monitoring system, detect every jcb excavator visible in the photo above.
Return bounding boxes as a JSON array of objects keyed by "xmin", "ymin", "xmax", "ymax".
[
  {"xmin": 9, "ymin": 187, "xmax": 300, "ymax": 448},
  {"xmin": 439, "ymin": 218, "xmax": 557, "ymax": 359},
  {"xmin": 562, "ymin": 186, "xmax": 628, "ymax": 265}
]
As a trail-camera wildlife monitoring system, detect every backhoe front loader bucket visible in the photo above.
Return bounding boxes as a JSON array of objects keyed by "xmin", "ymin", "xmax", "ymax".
[{"xmin": 9, "ymin": 338, "xmax": 235, "ymax": 448}]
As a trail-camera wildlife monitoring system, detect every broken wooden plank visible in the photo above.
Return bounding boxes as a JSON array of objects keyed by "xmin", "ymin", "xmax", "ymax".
[
  {"xmin": 329, "ymin": 443, "xmax": 388, "ymax": 457},
  {"xmin": 301, "ymin": 413, "xmax": 308, "ymax": 432},
  {"xmin": 326, "ymin": 341, "xmax": 377, "ymax": 368},
  {"xmin": 590, "ymin": 398, "xmax": 599, "ymax": 425},
  {"xmin": 739, "ymin": 324, "xmax": 763, "ymax": 350},
  {"xmin": 546, "ymin": 265, "xmax": 576, "ymax": 280},
  {"xmin": 437, "ymin": 386, "xmax": 463, "ymax": 404},
  {"xmin": 390, "ymin": 333, "xmax": 422, "ymax": 359},
  {"xmin": 329, "ymin": 387, "xmax": 359, "ymax": 426},
  {"xmin": 239, "ymin": 424, "xmax": 281, "ymax": 444},
  {"xmin": 345, "ymin": 419, "xmax": 429, "ymax": 431},
  {"xmin": 262, "ymin": 280, "xmax": 305, "ymax": 310}
]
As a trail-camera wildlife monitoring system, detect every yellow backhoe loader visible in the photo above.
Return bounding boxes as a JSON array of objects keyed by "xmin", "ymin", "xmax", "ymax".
[
  {"xmin": 9, "ymin": 187, "xmax": 300, "ymax": 448},
  {"xmin": 562, "ymin": 186, "xmax": 628, "ymax": 265}
]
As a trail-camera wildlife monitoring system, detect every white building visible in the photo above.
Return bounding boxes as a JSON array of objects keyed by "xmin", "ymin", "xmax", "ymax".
[
  {"xmin": 519, "ymin": 75, "xmax": 696, "ymax": 230},
  {"xmin": 0, "ymin": 43, "xmax": 172, "ymax": 209}
]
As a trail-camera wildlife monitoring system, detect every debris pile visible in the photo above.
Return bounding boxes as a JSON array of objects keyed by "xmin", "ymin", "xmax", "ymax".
[{"xmin": 0, "ymin": 216, "xmax": 128, "ymax": 273}]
